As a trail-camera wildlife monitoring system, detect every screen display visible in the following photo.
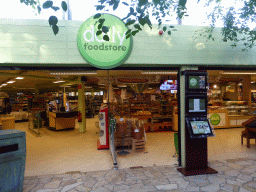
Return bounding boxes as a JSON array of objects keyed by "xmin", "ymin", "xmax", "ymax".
[
  {"xmin": 189, "ymin": 98, "xmax": 206, "ymax": 112},
  {"xmin": 188, "ymin": 76, "xmax": 206, "ymax": 89},
  {"xmin": 160, "ymin": 80, "xmax": 177, "ymax": 91},
  {"xmin": 190, "ymin": 120, "xmax": 212, "ymax": 134}
]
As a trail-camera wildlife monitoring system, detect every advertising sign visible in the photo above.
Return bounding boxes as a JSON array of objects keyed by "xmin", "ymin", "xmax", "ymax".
[{"xmin": 77, "ymin": 14, "xmax": 133, "ymax": 69}]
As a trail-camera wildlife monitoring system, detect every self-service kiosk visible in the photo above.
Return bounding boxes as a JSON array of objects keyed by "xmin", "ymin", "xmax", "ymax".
[{"xmin": 177, "ymin": 71, "xmax": 217, "ymax": 176}]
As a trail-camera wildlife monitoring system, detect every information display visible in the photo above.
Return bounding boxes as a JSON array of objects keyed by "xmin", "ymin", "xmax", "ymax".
[
  {"xmin": 186, "ymin": 117, "xmax": 215, "ymax": 138},
  {"xmin": 189, "ymin": 98, "xmax": 206, "ymax": 113},
  {"xmin": 190, "ymin": 120, "xmax": 211, "ymax": 134},
  {"xmin": 188, "ymin": 76, "xmax": 206, "ymax": 90},
  {"xmin": 186, "ymin": 95, "xmax": 207, "ymax": 116}
]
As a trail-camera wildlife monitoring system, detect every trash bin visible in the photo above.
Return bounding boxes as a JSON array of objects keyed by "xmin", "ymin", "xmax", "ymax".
[
  {"xmin": 0, "ymin": 130, "xmax": 26, "ymax": 192},
  {"xmin": 174, "ymin": 132, "xmax": 179, "ymax": 156}
]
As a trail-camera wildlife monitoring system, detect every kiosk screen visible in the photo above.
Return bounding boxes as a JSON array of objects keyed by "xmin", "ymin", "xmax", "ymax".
[
  {"xmin": 190, "ymin": 120, "xmax": 211, "ymax": 134},
  {"xmin": 188, "ymin": 76, "xmax": 206, "ymax": 89},
  {"xmin": 189, "ymin": 98, "xmax": 206, "ymax": 113},
  {"xmin": 186, "ymin": 117, "xmax": 214, "ymax": 138}
]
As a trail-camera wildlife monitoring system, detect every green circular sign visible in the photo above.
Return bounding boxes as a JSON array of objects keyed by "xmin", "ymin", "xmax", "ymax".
[
  {"xmin": 210, "ymin": 113, "xmax": 221, "ymax": 125},
  {"xmin": 189, "ymin": 78, "xmax": 197, "ymax": 87},
  {"xmin": 77, "ymin": 14, "xmax": 133, "ymax": 69}
]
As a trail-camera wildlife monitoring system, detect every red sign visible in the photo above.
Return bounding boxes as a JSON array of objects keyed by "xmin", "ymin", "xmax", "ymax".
[{"xmin": 78, "ymin": 85, "xmax": 82, "ymax": 89}]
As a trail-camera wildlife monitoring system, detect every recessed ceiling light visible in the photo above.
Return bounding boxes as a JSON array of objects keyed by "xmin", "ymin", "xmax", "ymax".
[
  {"xmin": 7, "ymin": 81, "xmax": 15, "ymax": 84},
  {"xmin": 1, "ymin": 84, "xmax": 7, "ymax": 86},
  {"xmin": 141, "ymin": 71, "xmax": 177, "ymax": 74},
  {"xmin": 222, "ymin": 72, "xmax": 256, "ymax": 75},
  {"xmin": 60, "ymin": 85, "xmax": 71, "ymax": 88},
  {"xmin": 53, "ymin": 81, "xmax": 66, "ymax": 83},
  {"xmin": 16, "ymin": 77, "xmax": 24, "ymax": 80},
  {"xmin": 50, "ymin": 71, "xmax": 97, "ymax": 75},
  {"xmin": 118, "ymin": 85, "xmax": 127, "ymax": 87}
]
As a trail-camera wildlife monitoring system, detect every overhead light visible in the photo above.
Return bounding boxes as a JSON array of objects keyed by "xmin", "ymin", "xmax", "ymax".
[
  {"xmin": 7, "ymin": 81, "xmax": 15, "ymax": 84},
  {"xmin": 141, "ymin": 71, "xmax": 177, "ymax": 74},
  {"xmin": 84, "ymin": 86, "xmax": 92, "ymax": 89},
  {"xmin": 50, "ymin": 71, "xmax": 97, "ymax": 75},
  {"xmin": 1, "ymin": 84, "xmax": 7, "ymax": 86},
  {"xmin": 60, "ymin": 85, "xmax": 71, "ymax": 88},
  {"xmin": 99, "ymin": 84, "xmax": 105, "ymax": 86},
  {"xmin": 53, "ymin": 81, "xmax": 66, "ymax": 83},
  {"xmin": 118, "ymin": 85, "xmax": 127, "ymax": 87},
  {"xmin": 213, "ymin": 84, "xmax": 217, "ymax": 88},
  {"xmin": 16, "ymin": 77, "xmax": 24, "ymax": 80},
  {"xmin": 222, "ymin": 72, "xmax": 256, "ymax": 75},
  {"xmin": 251, "ymin": 82, "xmax": 255, "ymax": 84}
]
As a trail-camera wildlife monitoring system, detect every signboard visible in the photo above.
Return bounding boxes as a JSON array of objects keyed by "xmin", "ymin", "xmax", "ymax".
[
  {"xmin": 77, "ymin": 14, "xmax": 133, "ymax": 69},
  {"xmin": 207, "ymin": 112, "xmax": 226, "ymax": 127}
]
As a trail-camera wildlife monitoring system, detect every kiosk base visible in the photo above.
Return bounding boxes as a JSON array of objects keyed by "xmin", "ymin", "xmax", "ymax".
[
  {"xmin": 97, "ymin": 140, "xmax": 109, "ymax": 150},
  {"xmin": 177, "ymin": 167, "xmax": 218, "ymax": 176}
]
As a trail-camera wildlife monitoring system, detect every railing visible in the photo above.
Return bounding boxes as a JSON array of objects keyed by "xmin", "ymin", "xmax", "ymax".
[{"xmin": 109, "ymin": 114, "xmax": 118, "ymax": 168}]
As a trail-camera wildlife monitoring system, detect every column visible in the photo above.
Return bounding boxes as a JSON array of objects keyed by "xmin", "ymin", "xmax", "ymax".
[
  {"xmin": 78, "ymin": 81, "xmax": 86, "ymax": 132},
  {"xmin": 242, "ymin": 75, "xmax": 251, "ymax": 106},
  {"xmin": 179, "ymin": 66, "xmax": 198, "ymax": 167}
]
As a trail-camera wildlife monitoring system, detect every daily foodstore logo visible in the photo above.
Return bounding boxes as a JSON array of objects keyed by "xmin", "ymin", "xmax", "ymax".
[
  {"xmin": 77, "ymin": 14, "xmax": 133, "ymax": 69},
  {"xmin": 210, "ymin": 113, "xmax": 220, "ymax": 125},
  {"xmin": 189, "ymin": 78, "xmax": 197, "ymax": 87}
]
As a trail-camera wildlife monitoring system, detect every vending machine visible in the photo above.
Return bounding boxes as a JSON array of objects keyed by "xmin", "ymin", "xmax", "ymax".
[
  {"xmin": 97, "ymin": 105, "xmax": 109, "ymax": 149},
  {"xmin": 177, "ymin": 71, "xmax": 217, "ymax": 176}
]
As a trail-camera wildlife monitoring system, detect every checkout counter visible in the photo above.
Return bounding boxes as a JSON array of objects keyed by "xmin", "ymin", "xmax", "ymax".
[
  {"xmin": 0, "ymin": 115, "xmax": 15, "ymax": 130},
  {"xmin": 48, "ymin": 111, "xmax": 77, "ymax": 131}
]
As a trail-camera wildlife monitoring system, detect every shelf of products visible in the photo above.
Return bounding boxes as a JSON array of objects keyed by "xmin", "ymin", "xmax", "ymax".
[
  {"xmin": 12, "ymin": 95, "xmax": 29, "ymax": 111},
  {"xmin": 111, "ymin": 93, "xmax": 176, "ymax": 132},
  {"xmin": 208, "ymin": 100, "xmax": 254, "ymax": 128},
  {"xmin": 223, "ymin": 101, "xmax": 250, "ymax": 116}
]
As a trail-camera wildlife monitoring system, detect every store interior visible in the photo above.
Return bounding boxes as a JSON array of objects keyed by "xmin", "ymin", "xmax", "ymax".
[{"xmin": 1, "ymin": 69, "xmax": 256, "ymax": 176}]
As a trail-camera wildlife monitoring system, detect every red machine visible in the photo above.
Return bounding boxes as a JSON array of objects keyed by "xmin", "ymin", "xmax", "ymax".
[{"xmin": 97, "ymin": 106, "xmax": 109, "ymax": 149}]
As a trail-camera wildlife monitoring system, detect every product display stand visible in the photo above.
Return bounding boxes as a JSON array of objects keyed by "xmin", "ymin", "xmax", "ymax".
[{"xmin": 117, "ymin": 136, "xmax": 130, "ymax": 156}]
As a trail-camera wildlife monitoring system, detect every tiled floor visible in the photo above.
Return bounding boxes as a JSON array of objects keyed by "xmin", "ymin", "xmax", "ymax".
[
  {"xmin": 14, "ymin": 116, "xmax": 256, "ymax": 177},
  {"xmin": 23, "ymin": 158, "xmax": 256, "ymax": 192}
]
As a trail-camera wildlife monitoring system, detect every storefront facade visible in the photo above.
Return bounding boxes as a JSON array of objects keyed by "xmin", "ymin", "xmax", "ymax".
[
  {"xmin": 1, "ymin": 18, "xmax": 256, "ymax": 170},
  {"xmin": 0, "ymin": 18, "xmax": 255, "ymax": 68}
]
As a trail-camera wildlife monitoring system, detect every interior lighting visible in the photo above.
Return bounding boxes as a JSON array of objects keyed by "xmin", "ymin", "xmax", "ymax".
[
  {"xmin": 118, "ymin": 85, "xmax": 127, "ymax": 87},
  {"xmin": 7, "ymin": 81, "xmax": 15, "ymax": 84},
  {"xmin": 16, "ymin": 77, "xmax": 24, "ymax": 79},
  {"xmin": 213, "ymin": 84, "xmax": 217, "ymax": 89},
  {"xmin": 251, "ymin": 82, "xmax": 255, "ymax": 84},
  {"xmin": 141, "ymin": 71, "xmax": 177, "ymax": 74},
  {"xmin": 60, "ymin": 85, "xmax": 71, "ymax": 87},
  {"xmin": 222, "ymin": 72, "xmax": 256, "ymax": 75},
  {"xmin": 1, "ymin": 84, "xmax": 7, "ymax": 86},
  {"xmin": 53, "ymin": 81, "xmax": 66, "ymax": 83},
  {"xmin": 50, "ymin": 71, "xmax": 97, "ymax": 75},
  {"xmin": 84, "ymin": 86, "xmax": 92, "ymax": 89}
]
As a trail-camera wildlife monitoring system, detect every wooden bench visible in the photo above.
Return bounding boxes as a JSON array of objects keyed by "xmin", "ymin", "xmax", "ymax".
[{"xmin": 241, "ymin": 129, "xmax": 256, "ymax": 148}]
